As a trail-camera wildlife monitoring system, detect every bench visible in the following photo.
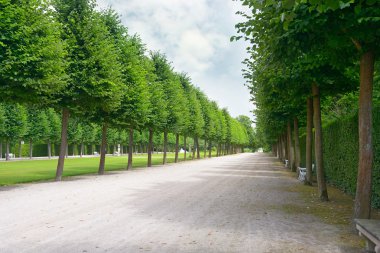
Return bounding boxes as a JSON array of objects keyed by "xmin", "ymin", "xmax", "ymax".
[{"xmin": 355, "ymin": 219, "xmax": 380, "ymax": 253}]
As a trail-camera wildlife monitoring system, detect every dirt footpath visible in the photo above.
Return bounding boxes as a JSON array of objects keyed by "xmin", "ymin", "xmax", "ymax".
[{"xmin": 0, "ymin": 153, "xmax": 362, "ymax": 253}]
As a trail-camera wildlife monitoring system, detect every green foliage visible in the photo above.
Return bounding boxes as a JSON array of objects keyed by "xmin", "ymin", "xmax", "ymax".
[
  {"xmin": 0, "ymin": 104, "xmax": 5, "ymax": 139},
  {"xmin": 101, "ymin": 9, "xmax": 150, "ymax": 129},
  {"xmin": 25, "ymin": 108, "xmax": 50, "ymax": 142},
  {"xmin": 151, "ymin": 52, "xmax": 186, "ymax": 134},
  {"xmin": 46, "ymin": 108, "xmax": 61, "ymax": 144},
  {"xmin": 181, "ymin": 76, "xmax": 204, "ymax": 137},
  {"xmin": 322, "ymin": 115, "xmax": 359, "ymax": 195},
  {"xmin": 2, "ymin": 103, "xmax": 28, "ymax": 142},
  {"xmin": 82, "ymin": 122, "xmax": 99, "ymax": 145},
  {"xmin": 68, "ymin": 117, "xmax": 83, "ymax": 145},
  {"xmin": 237, "ymin": 115, "xmax": 257, "ymax": 150},
  {"xmin": 233, "ymin": 0, "xmax": 378, "ymax": 149},
  {"xmin": 54, "ymin": 0, "xmax": 123, "ymax": 115},
  {"xmin": 0, "ymin": 0, "xmax": 67, "ymax": 105}
]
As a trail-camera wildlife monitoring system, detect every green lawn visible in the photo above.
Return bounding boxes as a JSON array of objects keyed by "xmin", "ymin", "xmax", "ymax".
[{"xmin": 0, "ymin": 153, "xmax": 208, "ymax": 186}]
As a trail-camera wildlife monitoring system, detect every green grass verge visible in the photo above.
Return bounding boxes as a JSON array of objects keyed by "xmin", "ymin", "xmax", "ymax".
[{"xmin": 0, "ymin": 153, "xmax": 215, "ymax": 186}]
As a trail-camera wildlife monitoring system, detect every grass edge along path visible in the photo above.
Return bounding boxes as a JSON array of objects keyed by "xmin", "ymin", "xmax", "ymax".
[{"xmin": 0, "ymin": 152, "xmax": 219, "ymax": 186}]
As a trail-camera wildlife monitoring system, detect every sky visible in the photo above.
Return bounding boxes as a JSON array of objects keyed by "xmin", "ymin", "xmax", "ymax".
[{"xmin": 96, "ymin": 0, "xmax": 254, "ymax": 121}]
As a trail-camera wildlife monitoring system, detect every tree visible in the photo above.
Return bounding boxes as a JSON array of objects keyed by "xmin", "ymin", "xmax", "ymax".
[
  {"xmin": 179, "ymin": 74, "xmax": 202, "ymax": 160},
  {"xmin": 151, "ymin": 52, "xmax": 185, "ymax": 164},
  {"xmin": 53, "ymin": 0, "xmax": 123, "ymax": 179},
  {"xmin": 143, "ymin": 57, "xmax": 168, "ymax": 167},
  {"xmin": 100, "ymin": 10, "xmax": 150, "ymax": 171},
  {"xmin": 3, "ymin": 103, "xmax": 28, "ymax": 160}
]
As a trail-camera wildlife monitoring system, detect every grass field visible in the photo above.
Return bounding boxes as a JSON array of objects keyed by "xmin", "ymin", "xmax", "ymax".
[{"xmin": 0, "ymin": 153, "xmax": 209, "ymax": 186}]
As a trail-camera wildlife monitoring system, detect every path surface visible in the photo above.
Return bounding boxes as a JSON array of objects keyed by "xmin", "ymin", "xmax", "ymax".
[{"xmin": 0, "ymin": 153, "xmax": 356, "ymax": 253}]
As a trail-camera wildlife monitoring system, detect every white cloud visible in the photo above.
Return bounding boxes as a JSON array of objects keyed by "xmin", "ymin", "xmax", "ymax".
[{"xmin": 96, "ymin": 0, "xmax": 254, "ymax": 120}]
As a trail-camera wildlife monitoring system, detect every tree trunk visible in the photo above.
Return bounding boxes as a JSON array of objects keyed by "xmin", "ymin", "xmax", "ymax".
[
  {"xmin": 0, "ymin": 141, "xmax": 2, "ymax": 159},
  {"xmin": 196, "ymin": 136, "xmax": 200, "ymax": 159},
  {"xmin": 55, "ymin": 108, "xmax": 69, "ymax": 181},
  {"xmin": 284, "ymin": 132, "xmax": 288, "ymax": 163},
  {"xmin": 184, "ymin": 135, "xmax": 187, "ymax": 161},
  {"xmin": 29, "ymin": 139, "xmax": 33, "ymax": 159},
  {"xmin": 287, "ymin": 121, "xmax": 294, "ymax": 171},
  {"xmin": 5, "ymin": 140, "xmax": 10, "ymax": 161},
  {"xmin": 163, "ymin": 131, "xmax": 168, "ymax": 164},
  {"xmin": 294, "ymin": 117, "xmax": 301, "ymax": 170},
  {"xmin": 192, "ymin": 137, "xmax": 196, "ymax": 160},
  {"xmin": 98, "ymin": 123, "xmax": 108, "ymax": 175},
  {"xmin": 354, "ymin": 50, "xmax": 375, "ymax": 219},
  {"xmin": 48, "ymin": 140, "xmax": 52, "ymax": 159},
  {"xmin": 204, "ymin": 139, "xmax": 207, "ymax": 158},
  {"xmin": 65, "ymin": 143, "xmax": 68, "ymax": 158},
  {"xmin": 305, "ymin": 97, "xmax": 313, "ymax": 186},
  {"xmin": 208, "ymin": 140, "xmax": 212, "ymax": 158},
  {"xmin": 148, "ymin": 129, "xmax": 153, "ymax": 167},
  {"xmin": 80, "ymin": 142, "xmax": 84, "ymax": 158},
  {"xmin": 18, "ymin": 140, "xmax": 22, "ymax": 158},
  {"xmin": 127, "ymin": 128, "xmax": 133, "ymax": 170},
  {"xmin": 175, "ymin": 133, "xmax": 179, "ymax": 163},
  {"xmin": 312, "ymin": 83, "xmax": 329, "ymax": 201}
]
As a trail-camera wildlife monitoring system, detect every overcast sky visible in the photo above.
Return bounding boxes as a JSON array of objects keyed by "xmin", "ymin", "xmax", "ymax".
[{"xmin": 96, "ymin": 0, "xmax": 253, "ymax": 121}]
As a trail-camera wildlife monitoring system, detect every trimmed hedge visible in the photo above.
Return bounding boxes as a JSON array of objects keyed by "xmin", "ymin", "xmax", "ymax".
[{"xmin": 300, "ymin": 108, "xmax": 380, "ymax": 208}]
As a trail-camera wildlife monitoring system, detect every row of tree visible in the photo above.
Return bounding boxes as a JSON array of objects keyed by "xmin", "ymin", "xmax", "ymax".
[
  {"xmin": 0, "ymin": 103, "xmax": 253, "ymax": 160},
  {"xmin": 233, "ymin": 0, "xmax": 379, "ymax": 219},
  {"xmin": 0, "ymin": 0, "xmax": 254, "ymax": 179}
]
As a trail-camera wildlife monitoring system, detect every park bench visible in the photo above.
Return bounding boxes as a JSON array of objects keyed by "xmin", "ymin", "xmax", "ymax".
[
  {"xmin": 7, "ymin": 153, "xmax": 15, "ymax": 159},
  {"xmin": 355, "ymin": 219, "xmax": 380, "ymax": 253}
]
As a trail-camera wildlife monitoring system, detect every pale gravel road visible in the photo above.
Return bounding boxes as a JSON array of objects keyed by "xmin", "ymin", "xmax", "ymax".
[{"xmin": 0, "ymin": 153, "xmax": 356, "ymax": 253}]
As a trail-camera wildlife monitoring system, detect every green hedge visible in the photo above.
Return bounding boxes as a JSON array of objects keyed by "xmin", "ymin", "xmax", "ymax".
[{"xmin": 300, "ymin": 108, "xmax": 380, "ymax": 208}]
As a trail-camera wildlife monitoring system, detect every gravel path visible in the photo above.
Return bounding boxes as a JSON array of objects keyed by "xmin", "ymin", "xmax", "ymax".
[{"xmin": 0, "ymin": 153, "xmax": 357, "ymax": 253}]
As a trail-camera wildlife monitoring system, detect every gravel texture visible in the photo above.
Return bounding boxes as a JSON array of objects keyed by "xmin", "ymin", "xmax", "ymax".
[{"xmin": 0, "ymin": 153, "xmax": 357, "ymax": 253}]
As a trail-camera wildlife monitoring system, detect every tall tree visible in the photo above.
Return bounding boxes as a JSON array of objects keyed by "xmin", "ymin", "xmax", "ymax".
[
  {"xmin": 101, "ymin": 10, "xmax": 150, "ymax": 171},
  {"xmin": 53, "ymin": 0, "xmax": 123, "ymax": 179},
  {"xmin": 151, "ymin": 52, "xmax": 185, "ymax": 164}
]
